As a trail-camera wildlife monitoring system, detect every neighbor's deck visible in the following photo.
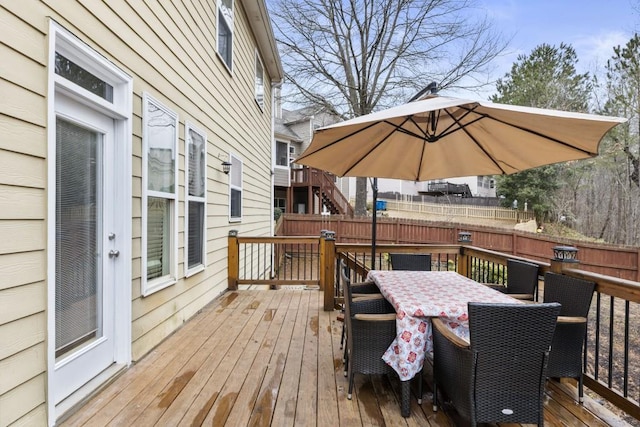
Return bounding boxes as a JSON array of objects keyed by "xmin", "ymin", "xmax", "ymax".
[{"xmin": 60, "ymin": 289, "xmax": 630, "ymax": 426}]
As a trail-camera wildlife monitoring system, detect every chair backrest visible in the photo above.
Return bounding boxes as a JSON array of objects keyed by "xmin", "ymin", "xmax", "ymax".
[
  {"xmin": 339, "ymin": 259, "xmax": 351, "ymax": 289},
  {"xmin": 343, "ymin": 260, "xmax": 354, "ymax": 318},
  {"xmin": 467, "ymin": 302, "xmax": 561, "ymax": 424},
  {"xmin": 506, "ymin": 258, "xmax": 539, "ymax": 296},
  {"xmin": 389, "ymin": 253, "xmax": 431, "ymax": 271},
  {"xmin": 469, "ymin": 302, "xmax": 561, "ymax": 354},
  {"xmin": 543, "ymin": 272, "xmax": 595, "ymax": 317}
]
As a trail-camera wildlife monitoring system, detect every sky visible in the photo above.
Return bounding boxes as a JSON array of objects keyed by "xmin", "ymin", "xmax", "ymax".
[{"xmin": 450, "ymin": 0, "xmax": 640, "ymax": 99}]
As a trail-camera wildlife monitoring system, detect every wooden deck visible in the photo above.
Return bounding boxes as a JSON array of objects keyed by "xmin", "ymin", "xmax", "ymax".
[{"xmin": 60, "ymin": 289, "xmax": 632, "ymax": 426}]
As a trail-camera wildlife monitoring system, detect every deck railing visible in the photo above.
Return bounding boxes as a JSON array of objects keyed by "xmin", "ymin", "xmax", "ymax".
[
  {"xmin": 228, "ymin": 231, "xmax": 640, "ymax": 422},
  {"xmin": 227, "ymin": 231, "xmax": 322, "ymax": 289}
]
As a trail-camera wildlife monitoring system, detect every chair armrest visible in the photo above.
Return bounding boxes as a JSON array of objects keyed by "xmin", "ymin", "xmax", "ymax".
[
  {"xmin": 353, "ymin": 313, "xmax": 397, "ymax": 321},
  {"xmin": 509, "ymin": 293, "xmax": 535, "ymax": 300},
  {"xmin": 432, "ymin": 318, "xmax": 469, "ymax": 349},
  {"xmin": 557, "ymin": 316, "xmax": 587, "ymax": 324},
  {"xmin": 353, "ymin": 293, "xmax": 384, "ymax": 301}
]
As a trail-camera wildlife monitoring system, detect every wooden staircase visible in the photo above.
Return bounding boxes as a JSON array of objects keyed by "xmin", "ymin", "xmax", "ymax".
[{"xmin": 290, "ymin": 167, "xmax": 354, "ymax": 216}]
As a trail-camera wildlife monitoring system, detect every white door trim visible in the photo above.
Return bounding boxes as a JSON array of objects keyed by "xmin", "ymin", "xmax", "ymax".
[{"xmin": 46, "ymin": 21, "xmax": 133, "ymax": 426}]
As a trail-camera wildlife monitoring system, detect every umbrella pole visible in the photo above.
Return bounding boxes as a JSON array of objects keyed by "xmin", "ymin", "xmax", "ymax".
[{"xmin": 371, "ymin": 177, "xmax": 378, "ymax": 270}]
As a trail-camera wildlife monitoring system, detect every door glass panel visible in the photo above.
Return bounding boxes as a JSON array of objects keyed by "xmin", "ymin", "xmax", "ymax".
[{"xmin": 55, "ymin": 118, "xmax": 103, "ymax": 359}]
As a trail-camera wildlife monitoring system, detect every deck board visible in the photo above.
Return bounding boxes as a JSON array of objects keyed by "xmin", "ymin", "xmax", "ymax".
[
  {"xmin": 246, "ymin": 291, "xmax": 300, "ymax": 426},
  {"xmin": 296, "ymin": 290, "xmax": 319, "ymax": 426},
  {"xmin": 60, "ymin": 290, "xmax": 633, "ymax": 427},
  {"xmin": 270, "ymin": 290, "xmax": 308, "ymax": 426}
]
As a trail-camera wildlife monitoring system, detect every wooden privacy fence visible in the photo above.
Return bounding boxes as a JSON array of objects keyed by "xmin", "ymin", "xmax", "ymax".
[{"xmin": 277, "ymin": 213, "xmax": 640, "ymax": 281}]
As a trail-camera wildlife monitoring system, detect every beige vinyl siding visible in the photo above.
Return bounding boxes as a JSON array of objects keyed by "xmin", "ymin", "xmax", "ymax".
[
  {"xmin": 1, "ymin": 0, "xmax": 277, "ymax": 423},
  {"xmin": 28, "ymin": 0, "xmax": 274, "ymax": 361},
  {"xmin": 274, "ymin": 168, "xmax": 289, "ymax": 187},
  {"xmin": 0, "ymin": 2, "xmax": 49, "ymax": 425}
]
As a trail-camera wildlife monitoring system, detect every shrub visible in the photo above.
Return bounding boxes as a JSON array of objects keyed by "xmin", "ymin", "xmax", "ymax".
[{"xmin": 274, "ymin": 207, "xmax": 282, "ymax": 222}]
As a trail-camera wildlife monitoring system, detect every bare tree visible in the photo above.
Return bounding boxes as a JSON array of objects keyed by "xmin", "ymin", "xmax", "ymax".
[{"xmin": 270, "ymin": 0, "xmax": 507, "ymax": 215}]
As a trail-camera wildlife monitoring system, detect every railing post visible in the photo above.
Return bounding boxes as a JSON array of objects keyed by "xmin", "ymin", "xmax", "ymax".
[
  {"xmin": 550, "ymin": 245, "xmax": 579, "ymax": 273},
  {"xmin": 228, "ymin": 230, "xmax": 239, "ymax": 290},
  {"xmin": 457, "ymin": 232, "xmax": 472, "ymax": 277},
  {"xmin": 319, "ymin": 230, "xmax": 327, "ymax": 293},
  {"xmin": 320, "ymin": 230, "xmax": 336, "ymax": 311}
]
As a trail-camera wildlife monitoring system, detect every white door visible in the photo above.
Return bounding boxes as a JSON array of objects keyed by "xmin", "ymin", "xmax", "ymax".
[{"xmin": 52, "ymin": 94, "xmax": 120, "ymax": 404}]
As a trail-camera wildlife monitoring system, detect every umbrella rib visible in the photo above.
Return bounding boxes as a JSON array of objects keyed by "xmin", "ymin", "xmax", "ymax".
[
  {"xmin": 458, "ymin": 106, "xmax": 597, "ymax": 156},
  {"xmin": 341, "ymin": 116, "xmax": 415, "ymax": 176},
  {"xmin": 454, "ymin": 117, "xmax": 509, "ymax": 175},
  {"xmin": 295, "ymin": 121, "xmax": 383, "ymax": 161}
]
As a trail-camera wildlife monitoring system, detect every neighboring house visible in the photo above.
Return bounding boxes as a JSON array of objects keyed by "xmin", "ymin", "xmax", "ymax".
[
  {"xmin": 340, "ymin": 175, "xmax": 497, "ymax": 204},
  {"xmin": 0, "ymin": 1, "xmax": 282, "ymax": 425},
  {"xmin": 422, "ymin": 176, "xmax": 496, "ymax": 198},
  {"xmin": 274, "ymin": 103, "xmax": 343, "ymax": 214}
]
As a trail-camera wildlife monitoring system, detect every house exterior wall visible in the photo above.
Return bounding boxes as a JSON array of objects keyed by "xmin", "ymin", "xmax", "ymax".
[{"xmin": 0, "ymin": 1, "xmax": 279, "ymax": 425}]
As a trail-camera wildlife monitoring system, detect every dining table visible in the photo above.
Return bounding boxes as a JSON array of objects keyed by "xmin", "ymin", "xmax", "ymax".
[{"xmin": 366, "ymin": 269, "xmax": 523, "ymax": 416}]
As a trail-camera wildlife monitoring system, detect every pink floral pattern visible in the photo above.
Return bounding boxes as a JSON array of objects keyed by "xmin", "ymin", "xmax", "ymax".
[{"xmin": 367, "ymin": 270, "xmax": 523, "ymax": 381}]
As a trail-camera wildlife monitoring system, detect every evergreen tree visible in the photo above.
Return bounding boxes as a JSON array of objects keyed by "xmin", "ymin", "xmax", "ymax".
[{"xmin": 490, "ymin": 43, "xmax": 593, "ymax": 221}]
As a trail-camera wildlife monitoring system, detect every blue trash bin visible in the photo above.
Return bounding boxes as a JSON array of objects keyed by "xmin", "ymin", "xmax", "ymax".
[{"xmin": 376, "ymin": 200, "xmax": 387, "ymax": 211}]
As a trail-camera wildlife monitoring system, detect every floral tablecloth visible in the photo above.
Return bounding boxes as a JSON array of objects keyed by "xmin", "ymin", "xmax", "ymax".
[{"xmin": 366, "ymin": 270, "xmax": 522, "ymax": 381}]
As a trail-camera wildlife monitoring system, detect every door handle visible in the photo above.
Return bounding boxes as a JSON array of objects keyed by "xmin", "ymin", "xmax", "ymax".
[{"xmin": 109, "ymin": 250, "xmax": 120, "ymax": 258}]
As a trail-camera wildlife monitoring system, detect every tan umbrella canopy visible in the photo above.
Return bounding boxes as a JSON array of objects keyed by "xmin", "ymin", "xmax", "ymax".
[
  {"xmin": 295, "ymin": 95, "xmax": 627, "ymax": 181},
  {"xmin": 295, "ymin": 94, "xmax": 626, "ymax": 268}
]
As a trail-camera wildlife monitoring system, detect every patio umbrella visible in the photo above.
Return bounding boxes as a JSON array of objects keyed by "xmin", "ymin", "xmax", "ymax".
[{"xmin": 295, "ymin": 94, "xmax": 627, "ymax": 267}]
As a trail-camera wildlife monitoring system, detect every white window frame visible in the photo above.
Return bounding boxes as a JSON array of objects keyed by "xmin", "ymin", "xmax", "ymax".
[
  {"xmin": 255, "ymin": 50, "xmax": 264, "ymax": 110},
  {"xmin": 184, "ymin": 122, "xmax": 207, "ymax": 277},
  {"xmin": 229, "ymin": 153, "xmax": 243, "ymax": 222},
  {"xmin": 217, "ymin": 0, "xmax": 234, "ymax": 72},
  {"xmin": 275, "ymin": 140, "xmax": 289, "ymax": 167},
  {"xmin": 142, "ymin": 93, "xmax": 179, "ymax": 295}
]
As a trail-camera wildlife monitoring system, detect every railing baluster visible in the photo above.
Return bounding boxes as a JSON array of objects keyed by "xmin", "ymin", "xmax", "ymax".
[
  {"xmin": 625, "ymin": 300, "xmax": 630, "ymax": 397},
  {"xmin": 609, "ymin": 296, "xmax": 615, "ymax": 388},
  {"xmin": 243, "ymin": 243, "xmax": 247, "ymax": 281},
  {"xmin": 594, "ymin": 292, "xmax": 601, "ymax": 380}
]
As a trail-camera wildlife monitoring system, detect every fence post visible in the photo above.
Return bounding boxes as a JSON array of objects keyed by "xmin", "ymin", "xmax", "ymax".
[
  {"xmin": 228, "ymin": 230, "xmax": 239, "ymax": 290},
  {"xmin": 321, "ymin": 231, "xmax": 336, "ymax": 311}
]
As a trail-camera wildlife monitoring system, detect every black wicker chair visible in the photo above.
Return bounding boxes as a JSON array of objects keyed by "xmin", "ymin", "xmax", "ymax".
[
  {"xmin": 338, "ymin": 259, "xmax": 384, "ymax": 356},
  {"xmin": 543, "ymin": 272, "xmax": 596, "ymax": 402},
  {"xmin": 344, "ymin": 275, "xmax": 396, "ymax": 399},
  {"xmin": 488, "ymin": 258, "xmax": 539, "ymax": 300},
  {"xmin": 432, "ymin": 302, "xmax": 561, "ymax": 426},
  {"xmin": 389, "ymin": 253, "xmax": 432, "ymax": 271}
]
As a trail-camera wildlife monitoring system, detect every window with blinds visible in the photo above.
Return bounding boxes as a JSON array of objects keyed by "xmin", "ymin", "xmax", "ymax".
[
  {"xmin": 143, "ymin": 94, "xmax": 178, "ymax": 294},
  {"xmin": 230, "ymin": 154, "xmax": 242, "ymax": 221},
  {"xmin": 185, "ymin": 125, "xmax": 206, "ymax": 274}
]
